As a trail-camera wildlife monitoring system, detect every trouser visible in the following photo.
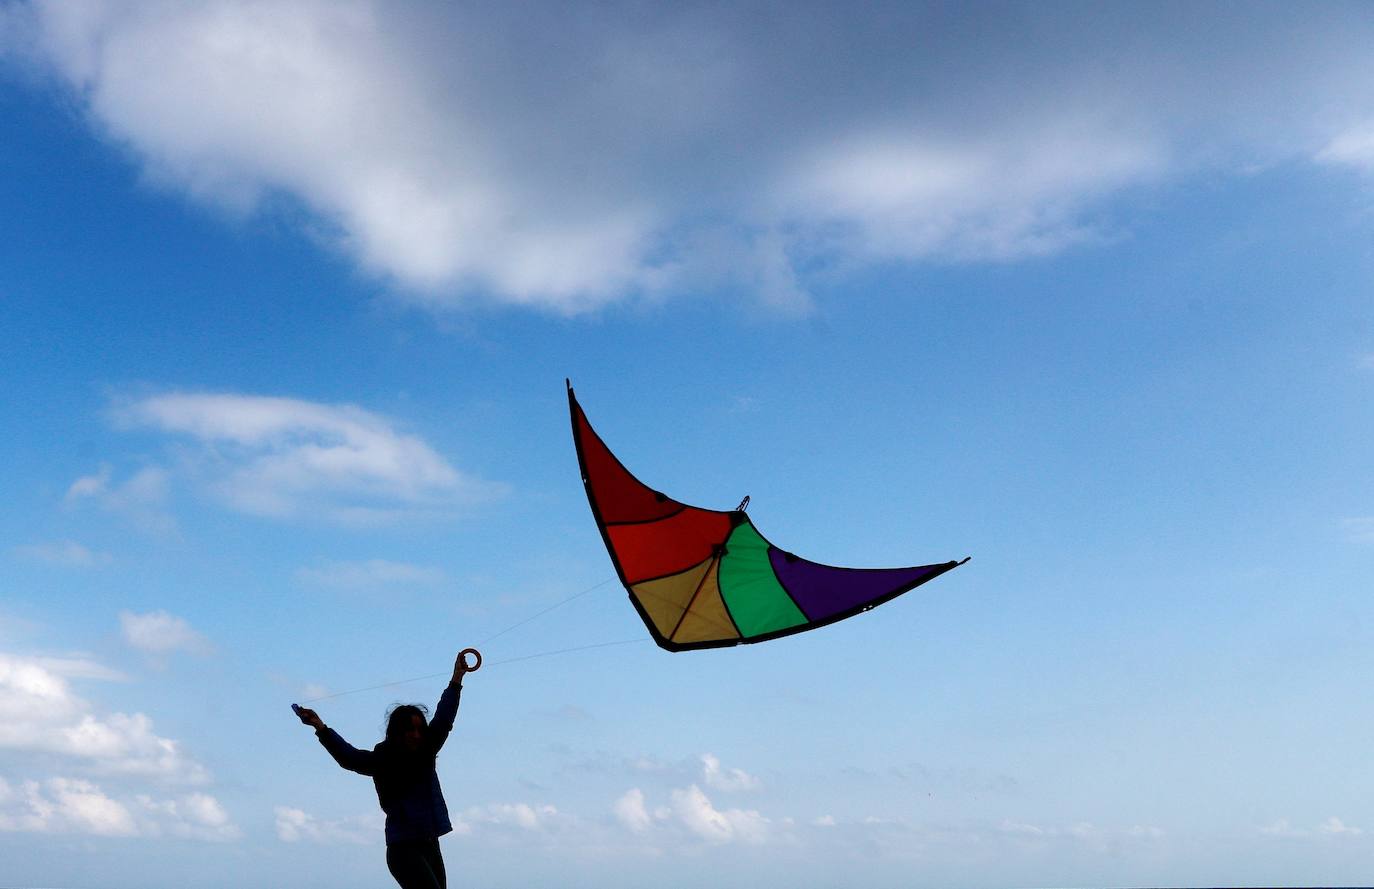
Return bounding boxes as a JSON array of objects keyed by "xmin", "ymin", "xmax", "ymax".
[{"xmin": 386, "ymin": 837, "xmax": 447, "ymax": 889}]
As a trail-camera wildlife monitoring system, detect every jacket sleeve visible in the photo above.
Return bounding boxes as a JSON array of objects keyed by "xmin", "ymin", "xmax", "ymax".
[
  {"xmin": 427, "ymin": 682, "xmax": 462, "ymax": 754},
  {"xmin": 316, "ymin": 727, "xmax": 378, "ymax": 776}
]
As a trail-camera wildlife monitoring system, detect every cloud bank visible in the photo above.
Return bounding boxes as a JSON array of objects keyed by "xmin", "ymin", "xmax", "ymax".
[
  {"xmin": 0, "ymin": 652, "xmax": 210, "ymax": 784},
  {"xmin": 0, "ymin": 652, "xmax": 240, "ymax": 841},
  {"xmin": 0, "ymin": 777, "xmax": 239, "ymax": 840},
  {"xmin": 8, "ymin": 1, "xmax": 1374, "ymax": 311}
]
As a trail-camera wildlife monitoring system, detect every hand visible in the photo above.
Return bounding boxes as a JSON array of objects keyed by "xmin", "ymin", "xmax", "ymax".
[
  {"xmin": 293, "ymin": 705, "xmax": 324, "ymax": 730},
  {"xmin": 452, "ymin": 648, "xmax": 481, "ymax": 683}
]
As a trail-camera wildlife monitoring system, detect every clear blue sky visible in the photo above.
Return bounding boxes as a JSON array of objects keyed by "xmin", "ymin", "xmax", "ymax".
[{"xmin": 2, "ymin": 3, "xmax": 1373, "ymax": 887}]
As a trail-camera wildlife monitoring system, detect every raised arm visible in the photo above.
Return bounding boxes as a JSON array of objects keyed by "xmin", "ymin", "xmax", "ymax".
[
  {"xmin": 427, "ymin": 650, "xmax": 473, "ymax": 754},
  {"xmin": 294, "ymin": 705, "xmax": 378, "ymax": 776}
]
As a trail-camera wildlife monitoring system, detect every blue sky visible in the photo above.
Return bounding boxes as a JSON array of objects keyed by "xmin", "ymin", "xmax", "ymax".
[{"xmin": 2, "ymin": 2, "xmax": 1374, "ymax": 887}]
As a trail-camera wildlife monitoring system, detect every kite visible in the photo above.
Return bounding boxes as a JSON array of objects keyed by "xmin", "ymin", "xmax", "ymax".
[{"xmin": 568, "ymin": 382, "xmax": 968, "ymax": 652}]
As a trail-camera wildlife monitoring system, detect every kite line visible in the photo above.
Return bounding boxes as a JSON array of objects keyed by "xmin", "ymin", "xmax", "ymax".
[{"xmin": 297, "ymin": 577, "xmax": 642, "ymax": 704}]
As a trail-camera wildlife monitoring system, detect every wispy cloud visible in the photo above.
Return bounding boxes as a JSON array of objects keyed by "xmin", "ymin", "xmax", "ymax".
[
  {"xmin": 998, "ymin": 818, "xmax": 1163, "ymax": 845},
  {"xmin": 294, "ymin": 559, "xmax": 446, "ymax": 590},
  {"xmin": 76, "ymin": 391, "xmax": 503, "ymax": 526},
  {"xmin": 9, "ymin": 3, "xmax": 1374, "ymax": 311},
  {"xmin": 119, "ymin": 610, "xmax": 213, "ymax": 658},
  {"xmin": 65, "ymin": 464, "xmax": 175, "ymax": 534},
  {"xmin": 772, "ymin": 125, "xmax": 1164, "ymax": 265},
  {"xmin": 841, "ymin": 761, "xmax": 1020, "ymax": 796},
  {"xmin": 1318, "ymin": 124, "xmax": 1374, "ymax": 172},
  {"xmin": 1262, "ymin": 816, "xmax": 1365, "ymax": 838},
  {"xmin": 11, "ymin": 540, "xmax": 112, "ymax": 567},
  {"xmin": 65, "ymin": 465, "xmax": 112, "ymax": 501}
]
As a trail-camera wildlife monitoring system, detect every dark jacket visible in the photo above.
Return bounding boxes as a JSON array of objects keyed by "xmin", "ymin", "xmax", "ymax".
[{"xmin": 316, "ymin": 682, "xmax": 461, "ymax": 844}]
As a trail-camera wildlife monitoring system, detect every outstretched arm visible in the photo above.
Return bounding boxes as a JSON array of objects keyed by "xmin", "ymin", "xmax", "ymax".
[
  {"xmin": 428, "ymin": 650, "xmax": 473, "ymax": 754},
  {"xmin": 294, "ymin": 705, "xmax": 377, "ymax": 776}
]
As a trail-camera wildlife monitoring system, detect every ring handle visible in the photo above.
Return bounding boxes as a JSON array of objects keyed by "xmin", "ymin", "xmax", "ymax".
[{"xmin": 459, "ymin": 648, "xmax": 482, "ymax": 672}]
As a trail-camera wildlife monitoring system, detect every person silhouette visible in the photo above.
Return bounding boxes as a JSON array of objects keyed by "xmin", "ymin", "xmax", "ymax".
[{"xmin": 294, "ymin": 649, "xmax": 479, "ymax": 889}]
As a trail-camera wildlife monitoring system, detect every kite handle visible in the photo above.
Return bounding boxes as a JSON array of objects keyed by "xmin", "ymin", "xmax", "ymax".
[{"xmin": 459, "ymin": 648, "xmax": 483, "ymax": 673}]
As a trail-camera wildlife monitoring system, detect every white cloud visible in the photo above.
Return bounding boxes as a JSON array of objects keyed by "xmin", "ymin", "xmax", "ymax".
[
  {"xmin": 65, "ymin": 464, "xmax": 112, "ymax": 501},
  {"xmin": 772, "ymin": 126, "xmax": 1165, "ymax": 265},
  {"xmin": 295, "ymin": 559, "xmax": 446, "ymax": 589},
  {"xmin": 273, "ymin": 805, "xmax": 379, "ymax": 844},
  {"xmin": 91, "ymin": 392, "xmax": 502, "ymax": 525},
  {"xmin": 66, "ymin": 464, "xmax": 174, "ymax": 533},
  {"xmin": 669, "ymin": 784, "xmax": 770, "ymax": 845},
  {"xmin": 995, "ymin": 818, "xmax": 1164, "ymax": 851},
  {"xmin": 0, "ymin": 776, "xmax": 136, "ymax": 836},
  {"xmin": 0, "ymin": 776, "xmax": 237, "ymax": 840},
  {"xmin": 999, "ymin": 818, "xmax": 1046, "ymax": 837},
  {"xmin": 700, "ymin": 753, "xmax": 760, "ymax": 792},
  {"xmin": 119, "ymin": 610, "xmax": 212, "ymax": 657},
  {"xmin": 25, "ymin": 656, "xmax": 126, "ymax": 682},
  {"xmin": 135, "ymin": 792, "xmax": 241, "ymax": 841},
  {"xmin": 456, "ymin": 802, "xmax": 560, "ymax": 833},
  {"xmin": 613, "ymin": 788, "xmax": 651, "ymax": 833},
  {"xmin": 1259, "ymin": 816, "xmax": 1363, "ymax": 838},
  {"xmin": 299, "ymin": 682, "xmax": 329, "ymax": 700},
  {"xmin": 12, "ymin": 540, "xmax": 112, "ymax": 567},
  {"xmin": 1319, "ymin": 816, "xmax": 1363, "ymax": 836},
  {"xmin": 9, "ymin": 0, "xmax": 661, "ymax": 311},
  {"xmin": 0, "ymin": 652, "xmax": 210, "ymax": 784},
  {"xmin": 11, "ymin": 3, "xmax": 1374, "ymax": 312},
  {"xmin": 1319, "ymin": 124, "xmax": 1374, "ymax": 171}
]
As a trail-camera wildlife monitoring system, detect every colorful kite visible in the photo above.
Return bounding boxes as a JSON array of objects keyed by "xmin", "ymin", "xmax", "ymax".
[{"xmin": 568, "ymin": 383, "xmax": 968, "ymax": 652}]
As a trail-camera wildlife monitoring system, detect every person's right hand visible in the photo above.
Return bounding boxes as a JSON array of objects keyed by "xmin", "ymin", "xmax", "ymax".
[
  {"xmin": 452, "ymin": 648, "xmax": 481, "ymax": 683},
  {"xmin": 294, "ymin": 705, "xmax": 324, "ymax": 730}
]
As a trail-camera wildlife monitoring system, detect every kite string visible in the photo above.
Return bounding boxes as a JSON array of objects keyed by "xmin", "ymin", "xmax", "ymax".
[
  {"xmin": 296, "ymin": 638, "xmax": 648, "ymax": 704},
  {"xmin": 476, "ymin": 577, "xmax": 614, "ymax": 646},
  {"xmin": 297, "ymin": 576, "xmax": 623, "ymax": 704}
]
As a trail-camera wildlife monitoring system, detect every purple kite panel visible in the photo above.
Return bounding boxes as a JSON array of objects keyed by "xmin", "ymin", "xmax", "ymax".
[{"xmin": 768, "ymin": 549, "xmax": 946, "ymax": 622}]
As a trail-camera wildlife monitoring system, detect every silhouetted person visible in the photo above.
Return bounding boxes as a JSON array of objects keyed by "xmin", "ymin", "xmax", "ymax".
[{"xmin": 295, "ymin": 650, "xmax": 476, "ymax": 889}]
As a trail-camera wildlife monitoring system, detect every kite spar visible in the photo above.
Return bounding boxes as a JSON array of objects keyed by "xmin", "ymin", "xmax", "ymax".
[{"xmin": 568, "ymin": 382, "xmax": 968, "ymax": 652}]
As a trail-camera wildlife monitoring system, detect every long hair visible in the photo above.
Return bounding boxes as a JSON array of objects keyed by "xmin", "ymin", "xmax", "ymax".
[
  {"xmin": 376, "ymin": 703, "xmax": 434, "ymax": 796},
  {"xmin": 383, "ymin": 703, "xmax": 430, "ymax": 747}
]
